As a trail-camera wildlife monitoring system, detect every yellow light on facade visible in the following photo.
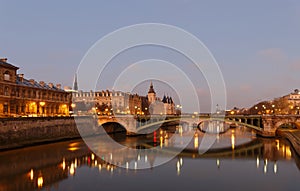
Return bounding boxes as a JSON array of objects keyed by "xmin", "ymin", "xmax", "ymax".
[
  {"xmin": 29, "ymin": 169, "xmax": 34, "ymax": 180},
  {"xmin": 39, "ymin": 102, "xmax": 45, "ymax": 107},
  {"xmin": 230, "ymin": 111, "xmax": 235, "ymax": 115},
  {"xmin": 37, "ymin": 176, "xmax": 43, "ymax": 188},
  {"xmin": 71, "ymin": 103, "xmax": 76, "ymax": 108}
]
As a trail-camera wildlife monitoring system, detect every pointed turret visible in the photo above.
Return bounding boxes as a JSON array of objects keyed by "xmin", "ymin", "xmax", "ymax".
[
  {"xmin": 148, "ymin": 81, "xmax": 156, "ymax": 94},
  {"xmin": 147, "ymin": 82, "xmax": 156, "ymax": 104},
  {"xmin": 73, "ymin": 73, "xmax": 78, "ymax": 91},
  {"xmin": 162, "ymin": 95, "xmax": 167, "ymax": 103}
]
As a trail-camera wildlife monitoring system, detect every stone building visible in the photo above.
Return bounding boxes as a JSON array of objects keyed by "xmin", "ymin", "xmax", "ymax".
[
  {"xmin": 72, "ymin": 82, "xmax": 176, "ymax": 115},
  {"xmin": 146, "ymin": 82, "xmax": 175, "ymax": 115},
  {"xmin": 0, "ymin": 58, "xmax": 70, "ymax": 117},
  {"xmin": 162, "ymin": 95, "xmax": 175, "ymax": 115},
  {"xmin": 73, "ymin": 90, "xmax": 142, "ymax": 115},
  {"xmin": 286, "ymin": 89, "xmax": 300, "ymax": 106}
]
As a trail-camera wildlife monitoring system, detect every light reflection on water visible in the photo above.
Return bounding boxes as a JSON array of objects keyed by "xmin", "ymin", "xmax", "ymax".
[{"xmin": 0, "ymin": 126, "xmax": 299, "ymax": 191}]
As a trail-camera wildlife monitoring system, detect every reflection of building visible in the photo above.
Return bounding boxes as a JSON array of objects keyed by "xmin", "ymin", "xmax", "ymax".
[{"xmin": 0, "ymin": 58, "xmax": 70, "ymax": 117}]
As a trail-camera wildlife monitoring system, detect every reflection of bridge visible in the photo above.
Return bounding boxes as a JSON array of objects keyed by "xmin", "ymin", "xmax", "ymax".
[
  {"xmin": 98, "ymin": 114, "xmax": 300, "ymax": 137},
  {"xmin": 1, "ymin": 135, "xmax": 298, "ymax": 190}
]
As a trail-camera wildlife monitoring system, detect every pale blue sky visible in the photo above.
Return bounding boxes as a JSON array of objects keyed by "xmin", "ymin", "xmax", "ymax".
[{"xmin": 1, "ymin": 0, "xmax": 300, "ymax": 111}]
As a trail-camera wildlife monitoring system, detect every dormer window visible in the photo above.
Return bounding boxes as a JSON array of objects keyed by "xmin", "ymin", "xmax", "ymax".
[{"xmin": 4, "ymin": 71, "xmax": 10, "ymax": 81}]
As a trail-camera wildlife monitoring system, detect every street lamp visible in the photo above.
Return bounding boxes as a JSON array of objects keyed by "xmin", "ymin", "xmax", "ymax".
[{"xmin": 71, "ymin": 103, "xmax": 76, "ymax": 108}]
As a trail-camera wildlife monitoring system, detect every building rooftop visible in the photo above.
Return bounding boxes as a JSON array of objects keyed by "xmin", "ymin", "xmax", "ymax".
[
  {"xmin": 0, "ymin": 58, "xmax": 19, "ymax": 70},
  {"xmin": 148, "ymin": 82, "xmax": 156, "ymax": 94},
  {"xmin": 16, "ymin": 77, "xmax": 65, "ymax": 92}
]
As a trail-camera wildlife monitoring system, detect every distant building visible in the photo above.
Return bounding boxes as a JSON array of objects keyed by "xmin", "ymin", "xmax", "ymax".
[
  {"xmin": 162, "ymin": 95, "xmax": 175, "ymax": 115},
  {"xmin": 146, "ymin": 82, "xmax": 175, "ymax": 115},
  {"xmin": 73, "ymin": 90, "xmax": 133, "ymax": 114},
  {"xmin": 286, "ymin": 89, "xmax": 300, "ymax": 106},
  {"xmin": 72, "ymin": 82, "xmax": 176, "ymax": 115},
  {"xmin": 0, "ymin": 58, "xmax": 70, "ymax": 117}
]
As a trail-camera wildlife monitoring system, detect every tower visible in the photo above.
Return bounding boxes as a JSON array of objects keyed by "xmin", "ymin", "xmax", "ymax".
[
  {"xmin": 147, "ymin": 82, "xmax": 156, "ymax": 104},
  {"xmin": 73, "ymin": 73, "xmax": 78, "ymax": 91}
]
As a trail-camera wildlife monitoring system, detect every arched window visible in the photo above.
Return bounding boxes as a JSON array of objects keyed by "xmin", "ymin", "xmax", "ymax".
[{"xmin": 4, "ymin": 71, "xmax": 10, "ymax": 81}]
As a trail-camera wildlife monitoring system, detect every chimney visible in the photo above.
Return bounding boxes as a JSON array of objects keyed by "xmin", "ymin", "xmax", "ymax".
[
  {"xmin": 39, "ymin": 81, "xmax": 45, "ymax": 87},
  {"xmin": 29, "ymin": 79, "xmax": 35, "ymax": 85},
  {"xmin": 18, "ymin": 74, "xmax": 24, "ymax": 82},
  {"xmin": 56, "ymin": 84, "xmax": 61, "ymax": 89},
  {"xmin": 0, "ymin": 58, "xmax": 8, "ymax": 63},
  {"xmin": 48, "ymin": 82, "xmax": 54, "ymax": 88}
]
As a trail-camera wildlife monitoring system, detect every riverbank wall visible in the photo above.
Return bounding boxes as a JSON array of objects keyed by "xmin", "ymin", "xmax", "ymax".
[{"xmin": 0, "ymin": 117, "xmax": 95, "ymax": 150}]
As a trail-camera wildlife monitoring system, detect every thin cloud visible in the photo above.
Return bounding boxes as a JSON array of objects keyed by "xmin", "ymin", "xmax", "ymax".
[
  {"xmin": 258, "ymin": 48, "xmax": 286, "ymax": 64},
  {"xmin": 290, "ymin": 59, "xmax": 300, "ymax": 71}
]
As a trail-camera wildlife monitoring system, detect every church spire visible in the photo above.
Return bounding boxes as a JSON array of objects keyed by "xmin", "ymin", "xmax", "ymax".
[{"xmin": 73, "ymin": 73, "xmax": 78, "ymax": 91}]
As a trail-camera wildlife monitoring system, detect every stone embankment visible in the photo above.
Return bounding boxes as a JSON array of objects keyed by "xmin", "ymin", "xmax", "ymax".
[{"xmin": 0, "ymin": 116, "xmax": 95, "ymax": 150}]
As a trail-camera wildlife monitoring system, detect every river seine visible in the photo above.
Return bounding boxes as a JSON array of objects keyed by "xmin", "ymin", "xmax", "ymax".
[{"xmin": 0, "ymin": 126, "xmax": 299, "ymax": 191}]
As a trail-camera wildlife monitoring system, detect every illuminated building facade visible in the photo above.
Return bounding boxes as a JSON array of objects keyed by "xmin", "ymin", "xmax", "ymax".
[
  {"xmin": 0, "ymin": 58, "xmax": 70, "ymax": 117},
  {"xmin": 72, "ymin": 82, "xmax": 176, "ymax": 115}
]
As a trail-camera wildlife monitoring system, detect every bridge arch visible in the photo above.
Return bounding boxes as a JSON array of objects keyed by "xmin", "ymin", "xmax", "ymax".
[
  {"xmin": 276, "ymin": 121, "xmax": 300, "ymax": 129},
  {"xmin": 100, "ymin": 122, "xmax": 127, "ymax": 134}
]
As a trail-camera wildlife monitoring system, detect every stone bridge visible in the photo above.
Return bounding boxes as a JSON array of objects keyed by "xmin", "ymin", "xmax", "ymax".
[{"xmin": 97, "ymin": 114, "xmax": 300, "ymax": 137}]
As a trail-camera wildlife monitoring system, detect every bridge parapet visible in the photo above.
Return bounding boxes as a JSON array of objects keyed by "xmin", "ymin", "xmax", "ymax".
[{"xmin": 261, "ymin": 115, "xmax": 300, "ymax": 137}]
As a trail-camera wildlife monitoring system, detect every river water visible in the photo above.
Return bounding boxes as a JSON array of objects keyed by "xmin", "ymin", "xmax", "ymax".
[{"xmin": 0, "ymin": 126, "xmax": 299, "ymax": 191}]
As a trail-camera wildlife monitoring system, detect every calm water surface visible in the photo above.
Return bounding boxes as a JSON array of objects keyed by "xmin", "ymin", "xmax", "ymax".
[{"xmin": 0, "ymin": 126, "xmax": 300, "ymax": 191}]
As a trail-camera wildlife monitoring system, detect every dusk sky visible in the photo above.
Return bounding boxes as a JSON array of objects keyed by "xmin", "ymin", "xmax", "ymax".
[{"xmin": 1, "ymin": 0, "xmax": 300, "ymax": 112}]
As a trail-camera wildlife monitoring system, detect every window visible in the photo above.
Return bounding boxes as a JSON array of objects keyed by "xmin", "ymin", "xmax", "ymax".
[
  {"xmin": 3, "ymin": 103, "xmax": 8, "ymax": 113},
  {"xmin": 4, "ymin": 71, "xmax": 10, "ymax": 81},
  {"xmin": 4, "ymin": 87, "xmax": 9, "ymax": 96}
]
